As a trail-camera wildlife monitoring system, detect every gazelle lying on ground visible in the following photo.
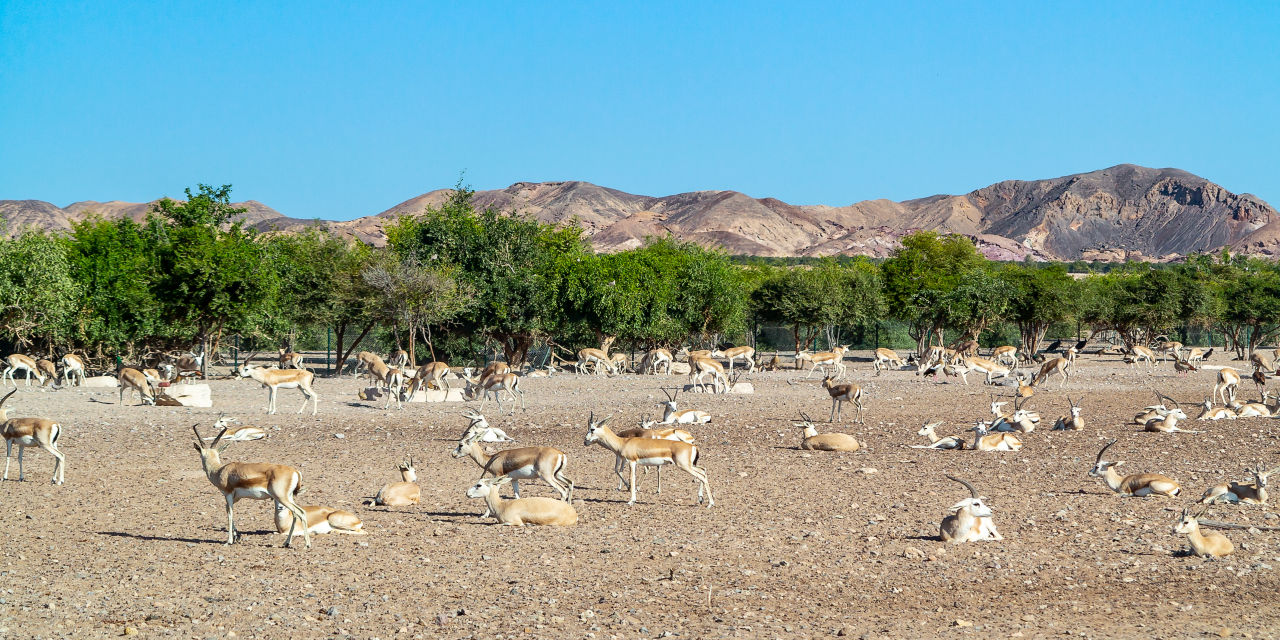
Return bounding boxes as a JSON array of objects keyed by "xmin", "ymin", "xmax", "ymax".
[
  {"xmin": 192, "ymin": 422, "xmax": 310, "ymax": 548},
  {"xmin": 1089, "ymin": 439, "xmax": 1181, "ymax": 497},
  {"xmin": 1051, "ymin": 397, "xmax": 1084, "ymax": 431},
  {"xmin": 371, "ymin": 458, "xmax": 421, "ymax": 507},
  {"xmin": 0, "ymin": 389, "xmax": 65, "ymax": 484},
  {"xmin": 1174, "ymin": 508, "xmax": 1233, "ymax": 559},
  {"xmin": 198, "ymin": 415, "xmax": 266, "ymax": 442},
  {"xmin": 1197, "ymin": 398, "xmax": 1237, "ymax": 421},
  {"xmin": 274, "ymin": 502, "xmax": 366, "ymax": 536},
  {"xmin": 657, "ymin": 387, "xmax": 711, "ymax": 424},
  {"xmin": 939, "ymin": 476, "xmax": 1002, "ymax": 544},
  {"xmin": 460, "ymin": 411, "xmax": 515, "ymax": 443},
  {"xmin": 1199, "ymin": 464, "xmax": 1279, "ymax": 505},
  {"xmin": 793, "ymin": 412, "xmax": 861, "ymax": 451},
  {"xmin": 992, "ymin": 395, "xmax": 1038, "ymax": 433},
  {"xmin": 466, "ymin": 476, "xmax": 578, "ymax": 526},
  {"xmin": 911, "ymin": 421, "xmax": 968, "ymax": 449},
  {"xmin": 452, "ymin": 433, "xmax": 572, "ymax": 516},
  {"xmin": 583, "ymin": 412, "xmax": 713, "ymax": 507},
  {"xmin": 970, "ymin": 422, "xmax": 1023, "ymax": 451},
  {"xmin": 1143, "ymin": 393, "xmax": 1200, "ymax": 433}
]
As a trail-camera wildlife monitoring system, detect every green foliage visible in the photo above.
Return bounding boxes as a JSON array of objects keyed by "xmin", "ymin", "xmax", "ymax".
[
  {"xmin": 62, "ymin": 216, "xmax": 161, "ymax": 350},
  {"xmin": 881, "ymin": 231, "xmax": 988, "ymax": 352},
  {"xmin": 0, "ymin": 231, "xmax": 78, "ymax": 347},
  {"xmin": 753, "ymin": 257, "xmax": 883, "ymax": 350},
  {"xmin": 151, "ymin": 183, "xmax": 247, "ymax": 227}
]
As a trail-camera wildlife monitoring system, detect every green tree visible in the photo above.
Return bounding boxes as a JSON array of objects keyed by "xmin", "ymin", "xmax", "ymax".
[
  {"xmin": 362, "ymin": 251, "xmax": 472, "ymax": 365},
  {"xmin": 151, "ymin": 183, "xmax": 247, "ymax": 227},
  {"xmin": 881, "ymin": 231, "xmax": 987, "ymax": 355},
  {"xmin": 62, "ymin": 216, "xmax": 162, "ymax": 356},
  {"xmin": 0, "ymin": 231, "xmax": 78, "ymax": 350},
  {"xmin": 999, "ymin": 263, "xmax": 1078, "ymax": 356}
]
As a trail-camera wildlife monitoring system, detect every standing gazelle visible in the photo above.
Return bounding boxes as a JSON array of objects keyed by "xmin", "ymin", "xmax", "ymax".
[
  {"xmin": 872, "ymin": 348, "xmax": 905, "ymax": 375},
  {"xmin": 822, "ymin": 375, "xmax": 864, "ymax": 423},
  {"xmin": 60, "ymin": 354, "xmax": 86, "ymax": 387},
  {"xmin": 1214, "ymin": 367, "xmax": 1241, "ymax": 405},
  {"xmin": 583, "ymin": 412, "xmax": 713, "ymax": 507},
  {"xmin": 118, "ymin": 367, "xmax": 156, "ymax": 405},
  {"xmin": 192, "ymin": 422, "xmax": 310, "ymax": 548},
  {"xmin": 451, "ymin": 433, "xmax": 573, "ymax": 516},
  {"xmin": 238, "ymin": 364, "xmax": 319, "ymax": 415},
  {"xmin": 0, "ymin": 389, "xmax": 65, "ymax": 484},
  {"xmin": 2, "ymin": 355, "xmax": 45, "ymax": 387},
  {"xmin": 712, "ymin": 346, "xmax": 756, "ymax": 373}
]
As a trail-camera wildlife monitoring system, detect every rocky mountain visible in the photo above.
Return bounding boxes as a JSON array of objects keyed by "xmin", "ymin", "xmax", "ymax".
[{"xmin": 4, "ymin": 165, "xmax": 1275, "ymax": 261}]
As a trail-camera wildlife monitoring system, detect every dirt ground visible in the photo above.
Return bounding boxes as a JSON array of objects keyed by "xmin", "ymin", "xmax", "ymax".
[{"xmin": 2, "ymin": 352, "xmax": 1279, "ymax": 639}]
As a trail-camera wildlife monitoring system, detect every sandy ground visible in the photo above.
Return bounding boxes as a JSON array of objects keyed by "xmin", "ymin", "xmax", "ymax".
[{"xmin": 2, "ymin": 353, "xmax": 1279, "ymax": 639}]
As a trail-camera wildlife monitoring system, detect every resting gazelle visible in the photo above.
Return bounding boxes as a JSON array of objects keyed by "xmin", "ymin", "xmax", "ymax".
[
  {"xmin": 939, "ymin": 476, "xmax": 1002, "ymax": 544},
  {"xmin": 793, "ymin": 412, "xmax": 861, "ymax": 452},
  {"xmin": 1089, "ymin": 439, "xmax": 1181, "ymax": 498}
]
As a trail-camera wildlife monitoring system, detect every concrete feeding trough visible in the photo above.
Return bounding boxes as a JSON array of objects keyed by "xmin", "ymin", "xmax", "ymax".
[
  {"xmin": 81, "ymin": 376, "xmax": 119, "ymax": 388},
  {"xmin": 668, "ymin": 362, "xmax": 692, "ymax": 375},
  {"xmin": 409, "ymin": 388, "xmax": 466, "ymax": 403},
  {"xmin": 680, "ymin": 382, "xmax": 754, "ymax": 394},
  {"xmin": 155, "ymin": 383, "xmax": 213, "ymax": 408}
]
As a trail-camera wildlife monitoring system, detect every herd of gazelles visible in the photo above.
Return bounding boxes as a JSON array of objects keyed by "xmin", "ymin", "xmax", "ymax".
[{"xmin": 3, "ymin": 340, "xmax": 1279, "ymax": 558}]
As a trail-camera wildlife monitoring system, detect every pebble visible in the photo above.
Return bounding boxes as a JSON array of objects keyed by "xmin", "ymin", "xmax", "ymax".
[
  {"xmin": 326, "ymin": 606, "xmax": 340, "ymax": 617},
  {"xmin": 954, "ymin": 619, "xmax": 973, "ymax": 627}
]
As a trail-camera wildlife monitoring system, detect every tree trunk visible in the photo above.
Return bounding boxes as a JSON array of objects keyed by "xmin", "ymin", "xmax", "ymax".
[
  {"xmin": 335, "ymin": 322, "xmax": 374, "ymax": 376},
  {"xmin": 407, "ymin": 322, "xmax": 417, "ymax": 368},
  {"xmin": 793, "ymin": 324, "xmax": 802, "ymax": 369},
  {"xmin": 421, "ymin": 325, "xmax": 436, "ymax": 363},
  {"xmin": 501, "ymin": 333, "xmax": 533, "ymax": 366}
]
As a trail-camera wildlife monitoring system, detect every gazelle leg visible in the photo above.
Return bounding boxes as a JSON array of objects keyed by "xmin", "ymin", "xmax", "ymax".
[
  {"xmin": 225, "ymin": 494, "xmax": 237, "ymax": 544},
  {"xmin": 16, "ymin": 446, "xmax": 24, "ymax": 481},
  {"xmin": 3, "ymin": 440, "xmax": 10, "ymax": 480},
  {"xmin": 628, "ymin": 462, "xmax": 638, "ymax": 505},
  {"xmin": 656, "ymin": 464, "xmax": 662, "ymax": 494},
  {"xmin": 556, "ymin": 471, "xmax": 574, "ymax": 502},
  {"xmin": 43, "ymin": 443, "xmax": 64, "ymax": 485}
]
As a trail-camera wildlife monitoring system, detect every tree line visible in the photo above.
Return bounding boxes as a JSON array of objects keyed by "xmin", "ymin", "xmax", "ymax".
[{"xmin": 1, "ymin": 182, "xmax": 1276, "ymax": 371}]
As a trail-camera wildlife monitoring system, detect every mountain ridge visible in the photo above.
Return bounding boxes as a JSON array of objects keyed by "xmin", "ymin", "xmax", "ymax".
[{"xmin": 3, "ymin": 164, "xmax": 1275, "ymax": 261}]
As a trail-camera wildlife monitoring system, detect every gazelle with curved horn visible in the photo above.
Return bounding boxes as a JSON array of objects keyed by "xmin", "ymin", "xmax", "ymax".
[
  {"xmin": 1133, "ymin": 390, "xmax": 1173, "ymax": 425},
  {"xmin": 793, "ymin": 412, "xmax": 861, "ymax": 451},
  {"xmin": 462, "ymin": 371, "xmax": 526, "ymax": 413},
  {"xmin": 614, "ymin": 416, "xmax": 696, "ymax": 496},
  {"xmin": 200, "ymin": 415, "xmax": 267, "ymax": 442},
  {"xmin": 0, "ymin": 389, "xmax": 65, "ymax": 484},
  {"xmin": 1213, "ymin": 367, "xmax": 1241, "ymax": 405},
  {"xmin": 993, "ymin": 394, "xmax": 1038, "ymax": 433},
  {"xmin": 911, "ymin": 421, "xmax": 968, "ymax": 449},
  {"xmin": 583, "ymin": 412, "xmax": 713, "ymax": 507},
  {"xmin": 821, "ymin": 375, "xmax": 864, "ymax": 423},
  {"xmin": 938, "ymin": 476, "xmax": 1002, "ymax": 543},
  {"xmin": 657, "ymin": 387, "xmax": 711, "ymax": 424},
  {"xmin": 1088, "ymin": 439, "xmax": 1181, "ymax": 497},
  {"xmin": 459, "ymin": 411, "xmax": 515, "ymax": 443},
  {"xmin": 1174, "ymin": 508, "xmax": 1233, "ymax": 558},
  {"xmin": 1197, "ymin": 398, "xmax": 1237, "ymax": 421},
  {"xmin": 1, "ymin": 354, "xmax": 46, "ymax": 387},
  {"xmin": 192, "ymin": 422, "xmax": 310, "ymax": 548},
  {"xmin": 451, "ymin": 433, "xmax": 572, "ymax": 516},
  {"xmin": 238, "ymin": 361, "xmax": 319, "ymax": 415},
  {"xmin": 1198, "ymin": 463, "xmax": 1280, "ymax": 505},
  {"xmin": 1051, "ymin": 397, "xmax": 1084, "ymax": 431},
  {"xmin": 1143, "ymin": 392, "xmax": 1200, "ymax": 433}
]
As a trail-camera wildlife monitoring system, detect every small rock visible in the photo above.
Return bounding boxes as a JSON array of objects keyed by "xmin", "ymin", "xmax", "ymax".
[
  {"xmin": 954, "ymin": 619, "xmax": 973, "ymax": 628},
  {"xmin": 325, "ymin": 606, "xmax": 339, "ymax": 617},
  {"xmin": 857, "ymin": 467, "xmax": 877, "ymax": 475},
  {"xmin": 1021, "ymin": 614, "xmax": 1035, "ymax": 622},
  {"xmin": 1218, "ymin": 628, "xmax": 1233, "ymax": 638},
  {"xmin": 333, "ymin": 433, "xmax": 345, "ymax": 439},
  {"xmin": 123, "ymin": 628, "xmax": 139, "ymax": 637}
]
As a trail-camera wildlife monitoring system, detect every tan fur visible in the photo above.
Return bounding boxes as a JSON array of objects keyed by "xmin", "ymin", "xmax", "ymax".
[
  {"xmin": 118, "ymin": 367, "xmax": 156, "ymax": 405},
  {"xmin": 712, "ymin": 345, "xmax": 756, "ymax": 372},
  {"xmin": 822, "ymin": 375, "xmax": 864, "ymax": 423},
  {"xmin": 1174, "ymin": 509, "xmax": 1233, "ymax": 558},
  {"xmin": 192, "ymin": 423, "xmax": 310, "ymax": 548},
  {"xmin": 0, "ymin": 390, "xmax": 64, "ymax": 484},
  {"xmin": 2, "ymin": 354, "xmax": 45, "ymax": 387},
  {"xmin": 238, "ymin": 364, "xmax": 319, "ymax": 415},
  {"xmin": 60, "ymin": 354, "xmax": 86, "ymax": 387},
  {"xmin": 1090, "ymin": 440, "xmax": 1180, "ymax": 497},
  {"xmin": 800, "ymin": 346, "xmax": 849, "ymax": 379},
  {"xmin": 796, "ymin": 421, "xmax": 860, "ymax": 452},
  {"xmin": 373, "ymin": 459, "xmax": 421, "ymax": 506},
  {"xmin": 1031, "ymin": 357, "xmax": 1070, "ymax": 388},
  {"xmin": 583, "ymin": 414, "xmax": 712, "ymax": 507},
  {"xmin": 466, "ymin": 476, "xmax": 577, "ymax": 526},
  {"xmin": 872, "ymin": 348, "xmax": 904, "ymax": 374},
  {"xmin": 452, "ymin": 436, "xmax": 572, "ymax": 513},
  {"xmin": 689, "ymin": 356, "xmax": 727, "ymax": 393},
  {"xmin": 275, "ymin": 503, "xmax": 366, "ymax": 535}
]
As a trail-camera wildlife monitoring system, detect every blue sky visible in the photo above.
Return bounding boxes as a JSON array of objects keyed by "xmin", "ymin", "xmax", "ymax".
[{"xmin": 1, "ymin": 2, "xmax": 1276, "ymax": 221}]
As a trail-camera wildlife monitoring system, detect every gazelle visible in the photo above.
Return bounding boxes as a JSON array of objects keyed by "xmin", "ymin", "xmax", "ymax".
[
  {"xmin": 192, "ymin": 422, "xmax": 310, "ymax": 548},
  {"xmin": 277, "ymin": 347, "xmax": 307, "ymax": 370},
  {"xmin": 576, "ymin": 348, "xmax": 618, "ymax": 376},
  {"xmin": 451, "ymin": 434, "xmax": 573, "ymax": 515},
  {"xmin": 0, "ymin": 389, "xmax": 65, "ymax": 484},
  {"xmin": 689, "ymin": 355, "xmax": 727, "ymax": 394},
  {"xmin": 387, "ymin": 349, "xmax": 409, "ymax": 369},
  {"xmin": 1250, "ymin": 351, "xmax": 1277, "ymax": 375},
  {"xmin": 793, "ymin": 412, "xmax": 861, "ymax": 451},
  {"xmin": 938, "ymin": 476, "xmax": 1002, "ymax": 544},
  {"xmin": 2, "ymin": 355, "xmax": 45, "ymax": 387},
  {"xmin": 999, "ymin": 395, "xmax": 1039, "ymax": 433},
  {"xmin": 801, "ymin": 346, "xmax": 848, "ymax": 379},
  {"xmin": 406, "ymin": 361, "xmax": 451, "ymax": 395},
  {"xmin": 1142, "ymin": 393, "xmax": 1200, "ymax": 433},
  {"xmin": 1187, "ymin": 347, "xmax": 1212, "ymax": 364},
  {"xmin": 911, "ymin": 421, "xmax": 967, "ymax": 449},
  {"xmin": 1214, "ymin": 367, "xmax": 1241, "ymax": 404},
  {"xmin": 615, "ymin": 417, "xmax": 697, "ymax": 494},
  {"xmin": 371, "ymin": 458, "xmax": 421, "ymax": 506},
  {"xmin": 459, "ymin": 411, "xmax": 516, "ymax": 443},
  {"xmin": 274, "ymin": 502, "xmax": 366, "ymax": 536},
  {"xmin": 676, "ymin": 347, "xmax": 712, "ymax": 362},
  {"xmin": 1030, "ymin": 357, "xmax": 1070, "ymax": 388},
  {"xmin": 466, "ymin": 476, "xmax": 578, "ymax": 526},
  {"xmin": 1155, "ymin": 339, "xmax": 1184, "ymax": 362},
  {"xmin": 822, "ymin": 375, "xmax": 864, "ymax": 423},
  {"xmin": 1174, "ymin": 508, "xmax": 1233, "ymax": 558},
  {"xmin": 872, "ymin": 348, "xmax": 905, "ymax": 375},
  {"xmin": 1051, "ymin": 397, "xmax": 1084, "ymax": 431},
  {"xmin": 478, "ymin": 360, "xmax": 511, "ymax": 381},
  {"xmin": 1197, "ymin": 398, "xmax": 1237, "ymax": 421},
  {"xmin": 1089, "ymin": 439, "xmax": 1181, "ymax": 497},
  {"xmin": 118, "ymin": 367, "xmax": 156, "ymax": 405},
  {"xmin": 640, "ymin": 348, "xmax": 673, "ymax": 375},
  {"xmin": 583, "ymin": 412, "xmax": 712, "ymax": 507},
  {"xmin": 712, "ymin": 346, "xmax": 756, "ymax": 372},
  {"xmin": 657, "ymin": 388, "xmax": 711, "ymax": 424},
  {"xmin": 238, "ymin": 364, "xmax": 319, "ymax": 415},
  {"xmin": 964, "ymin": 356, "xmax": 1011, "ymax": 385},
  {"xmin": 990, "ymin": 345, "xmax": 1018, "ymax": 367},
  {"xmin": 1199, "ymin": 464, "xmax": 1279, "ymax": 505},
  {"xmin": 60, "ymin": 354, "xmax": 86, "ymax": 387},
  {"xmin": 173, "ymin": 352, "xmax": 204, "ymax": 379},
  {"xmin": 1128, "ymin": 345, "xmax": 1156, "ymax": 369},
  {"xmin": 35, "ymin": 359, "xmax": 57, "ymax": 387},
  {"xmin": 463, "ymin": 372, "xmax": 526, "ymax": 412},
  {"xmin": 969, "ymin": 422, "xmax": 1023, "ymax": 451}
]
